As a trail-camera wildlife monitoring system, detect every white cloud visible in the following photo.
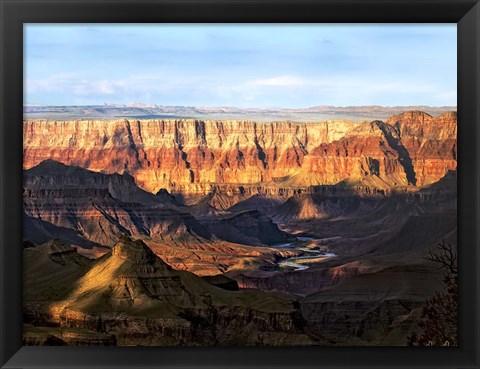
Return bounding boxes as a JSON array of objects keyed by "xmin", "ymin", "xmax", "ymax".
[{"xmin": 25, "ymin": 72, "xmax": 456, "ymax": 107}]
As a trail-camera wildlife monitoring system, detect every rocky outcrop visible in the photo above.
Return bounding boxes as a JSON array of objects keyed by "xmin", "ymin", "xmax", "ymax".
[
  {"xmin": 23, "ymin": 161, "xmax": 213, "ymax": 247},
  {"xmin": 25, "ymin": 159, "xmax": 163, "ymax": 206},
  {"xmin": 23, "ymin": 185, "xmax": 210, "ymax": 247},
  {"xmin": 385, "ymin": 111, "xmax": 457, "ymax": 186},
  {"xmin": 23, "ymin": 112, "xmax": 456, "ymax": 194},
  {"xmin": 271, "ymin": 194, "xmax": 362, "ymax": 222},
  {"xmin": 23, "ymin": 239, "xmax": 93, "ymax": 302},
  {"xmin": 201, "ymin": 210, "xmax": 293, "ymax": 246},
  {"xmin": 24, "ymin": 236, "xmax": 314, "ymax": 346}
]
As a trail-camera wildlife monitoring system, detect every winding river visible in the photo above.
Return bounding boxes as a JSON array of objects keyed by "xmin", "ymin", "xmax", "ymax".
[{"xmin": 271, "ymin": 237, "xmax": 337, "ymax": 271}]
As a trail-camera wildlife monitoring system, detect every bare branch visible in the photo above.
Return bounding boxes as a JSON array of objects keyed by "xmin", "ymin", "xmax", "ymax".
[{"xmin": 424, "ymin": 241, "xmax": 457, "ymax": 276}]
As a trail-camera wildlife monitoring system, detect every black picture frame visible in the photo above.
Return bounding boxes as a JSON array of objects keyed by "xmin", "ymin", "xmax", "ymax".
[{"xmin": 1, "ymin": 0, "xmax": 479, "ymax": 368}]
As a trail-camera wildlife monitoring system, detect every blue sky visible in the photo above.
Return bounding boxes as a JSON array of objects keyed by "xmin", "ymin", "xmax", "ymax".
[{"xmin": 24, "ymin": 24, "xmax": 457, "ymax": 107}]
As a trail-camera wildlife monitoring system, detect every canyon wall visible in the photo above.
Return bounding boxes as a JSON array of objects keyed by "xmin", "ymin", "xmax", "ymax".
[{"xmin": 23, "ymin": 111, "xmax": 457, "ymax": 194}]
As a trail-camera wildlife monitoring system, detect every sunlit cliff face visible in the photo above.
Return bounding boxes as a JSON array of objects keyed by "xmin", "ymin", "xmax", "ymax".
[{"xmin": 23, "ymin": 111, "xmax": 456, "ymax": 194}]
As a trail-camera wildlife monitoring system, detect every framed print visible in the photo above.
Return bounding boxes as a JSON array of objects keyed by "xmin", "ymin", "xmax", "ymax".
[{"xmin": 1, "ymin": 0, "xmax": 479, "ymax": 368}]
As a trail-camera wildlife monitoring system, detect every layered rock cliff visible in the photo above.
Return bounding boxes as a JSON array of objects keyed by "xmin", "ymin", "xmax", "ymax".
[
  {"xmin": 386, "ymin": 111, "xmax": 457, "ymax": 186},
  {"xmin": 23, "ymin": 159, "xmax": 293, "ymax": 247},
  {"xmin": 23, "ymin": 112, "xmax": 456, "ymax": 194},
  {"xmin": 23, "ymin": 160, "xmax": 212, "ymax": 247},
  {"xmin": 302, "ymin": 111, "xmax": 456, "ymax": 188},
  {"xmin": 23, "ymin": 119, "xmax": 350, "ymax": 193}
]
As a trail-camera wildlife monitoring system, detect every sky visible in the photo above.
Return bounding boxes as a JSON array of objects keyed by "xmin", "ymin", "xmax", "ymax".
[{"xmin": 24, "ymin": 24, "xmax": 457, "ymax": 108}]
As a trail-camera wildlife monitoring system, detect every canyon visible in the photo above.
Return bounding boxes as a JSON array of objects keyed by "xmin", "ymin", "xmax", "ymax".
[{"xmin": 22, "ymin": 110, "xmax": 457, "ymax": 346}]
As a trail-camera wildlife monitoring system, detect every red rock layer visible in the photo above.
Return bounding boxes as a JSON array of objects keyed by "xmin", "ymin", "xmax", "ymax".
[
  {"xmin": 386, "ymin": 111, "xmax": 457, "ymax": 186},
  {"xmin": 23, "ymin": 112, "xmax": 456, "ymax": 193}
]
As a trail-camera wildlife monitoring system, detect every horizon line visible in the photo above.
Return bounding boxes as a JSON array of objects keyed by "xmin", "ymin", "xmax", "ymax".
[{"xmin": 24, "ymin": 103, "xmax": 458, "ymax": 109}]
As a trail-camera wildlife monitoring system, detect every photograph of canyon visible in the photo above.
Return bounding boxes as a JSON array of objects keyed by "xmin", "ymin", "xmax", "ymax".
[{"xmin": 22, "ymin": 24, "xmax": 457, "ymax": 346}]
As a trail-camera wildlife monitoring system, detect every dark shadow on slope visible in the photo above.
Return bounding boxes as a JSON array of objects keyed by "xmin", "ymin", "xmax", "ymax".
[
  {"xmin": 375, "ymin": 121, "xmax": 417, "ymax": 186},
  {"xmin": 23, "ymin": 213, "xmax": 100, "ymax": 249},
  {"xmin": 254, "ymin": 138, "xmax": 267, "ymax": 169}
]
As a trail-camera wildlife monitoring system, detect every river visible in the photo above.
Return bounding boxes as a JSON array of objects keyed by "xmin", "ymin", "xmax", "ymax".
[{"xmin": 271, "ymin": 237, "xmax": 336, "ymax": 271}]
